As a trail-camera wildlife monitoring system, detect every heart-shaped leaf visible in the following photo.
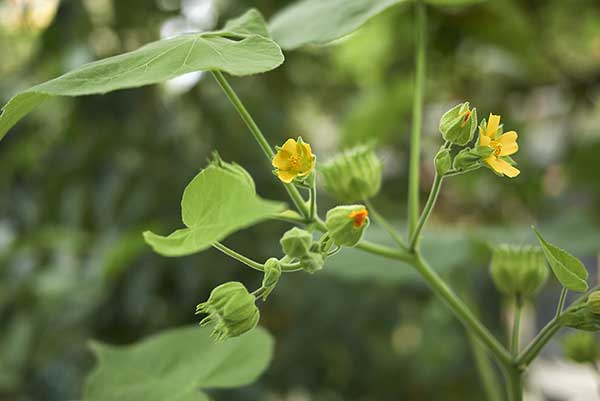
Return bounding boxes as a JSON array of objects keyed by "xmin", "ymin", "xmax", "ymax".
[
  {"xmin": 144, "ymin": 165, "xmax": 284, "ymax": 257},
  {"xmin": 0, "ymin": 9, "xmax": 283, "ymax": 141},
  {"xmin": 84, "ymin": 326, "xmax": 274, "ymax": 401},
  {"xmin": 533, "ymin": 227, "xmax": 588, "ymax": 292}
]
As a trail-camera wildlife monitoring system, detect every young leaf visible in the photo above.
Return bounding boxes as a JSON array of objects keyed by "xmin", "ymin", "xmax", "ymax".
[
  {"xmin": 84, "ymin": 326, "xmax": 274, "ymax": 401},
  {"xmin": 144, "ymin": 166, "xmax": 284, "ymax": 257},
  {"xmin": 269, "ymin": 0, "xmax": 409, "ymax": 50},
  {"xmin": 533, "ymin": 227, "xmax": 588, "ymax": 292},
  {"xmin": 0, "ymin": 9, "xmax": 283, "ymax": 141}
]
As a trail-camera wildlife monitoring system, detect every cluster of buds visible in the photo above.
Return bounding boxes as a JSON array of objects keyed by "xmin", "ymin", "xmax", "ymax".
[
  {"xmin": 196, "ymin": 282, "xmax": 260, "ymax": 341},
  {"xmin": 279, "ymin": 227, "xmax": 324, "ymax": 273},
  {"xmin": 435, "ymin": 102, "xmax": 520, "ymax": 178},
  {"xmin": 489, "ymin": 244, "xmax": 549, "ymax": 298}
]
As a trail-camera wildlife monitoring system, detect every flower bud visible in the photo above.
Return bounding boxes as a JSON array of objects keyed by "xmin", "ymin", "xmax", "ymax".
[
  {"xmin": 280, "ymin": 227, "xmax": 313, "ymax": 258},
  {"xmin": 209, "ymin": 152, "xmax": 255, "ymax": 192},
  {"xmin": 434, "ymin": 148, "xmax": 452, "ymax": 176},
  {"xmin": 562, "ymin": 332, "xmax": 598, "ymax": 364},
  {"xmin": 489, "ymin": 245, "xmax": 549, "ymax": 298},
  {"xmin": 453, "ymin": 148, "xmax": 480, "ymax": 171},
  {"xmin": 261, "ymin": 258, "xmax": 282, "ymax": 300},
  {"xmin": 326, "ymin": 205, "xmax": 369, "ymax": 247},
  {"xmin": 299, "ymin": 251, "xmax": 325, "ymax": 274},
  {"xmin": 439, "ymin": 102, "xmax": 478, "ymax": 146},
  {"xmin": 195, "ymin": 282, "xmax": 259, "ymax": 341},
  {"xmin": 587, "ymin": 291, "xmax": 600, "ymax": 314},
  {"xmin": 320, "ymin": 144, "xmax": 383, "ymax": 202},
  {"xmin": 560, "ymin": 304, "xmax": 600, "ymax": 332}
]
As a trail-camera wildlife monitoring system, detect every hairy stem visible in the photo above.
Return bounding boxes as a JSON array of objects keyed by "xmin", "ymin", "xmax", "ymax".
[
  {"xmin": 211, "ymin": 70, "xmax": 309, "ymax": 218},
  {"xmin": 505, "ymin": 366, "xmax": 523, "ymax": 401},
  {"xmin": 468, "ymin": 333, "xmax": 505, "ymax": 401},
  {"xmin": 408, "ymin": 173, "xmax": 443, "ymax": 251},
  {"xmin": 407, "ymin": 0, "xmax": 427, "ymax": 236}
]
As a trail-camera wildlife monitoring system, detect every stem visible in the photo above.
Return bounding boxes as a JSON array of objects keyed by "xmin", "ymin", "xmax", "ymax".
[
  {"xmin": 309, "ymin": 175, "xmax": 317, "ymax": 221},
  {"xmin": 505, "ymin": 366, "xmax": 523, "ymax": 401},
  {"xmin": 212, "ymin": 242, "xmax": 264, "ymax": 271},
  {"xmin": 511, "ymin": 295, "xmax": 522, "ymax": 356},
  {"xmin": 407, "ymin": 0, "xmax": 427, "ymax": 236},
  {"xmin": 412, "ymin": 255, "xmax": 512, "ymax": 365},
  {"xmin": 555, "ymin": 287, "xmax": 568, "ymax": 319},
  {"xmin": 364, "ymin": 199, "xmax": 407, "ymax": 250},
  {"xmin": 408, "ymin": 173, "xmax": 443, "ymax": 251},
  {"xmin": 468, "ymin": 333, "xmax": 504, "ymax": 401},
  {"xmin": 211, "ymin": 70, "xmax": 309, "ymax": 218}
]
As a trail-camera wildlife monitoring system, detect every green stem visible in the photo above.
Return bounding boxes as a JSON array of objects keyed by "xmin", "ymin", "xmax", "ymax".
[
  {"xmin": 511, "ymin": 296, "xmax": 522, "ymax": 356},
  {"xmin": 555, "ymin": 287, "xmax": 568, "ymax": 319},
  {"xmin": 210, "ymin": 70, "xmax": 309, "ymax": 218},
  {"xmin": 212, "ymin": 242, "xmax": 264, "ymax": 271},
  {"xmin": 309, "ymin": 175, "xmax": 317, "ymax": 221},
  {"xmin": 364, "ymin": 199, "xmax": 407, "ymax": 250},
  {"xmin": 408, "ymin": 173, "xmax": 443, "ymax": 251},
  {"xmin": 412, "ymin": 255, "xmax": 512, "ymax": 365},
  {"xmin": 468, "ymin": 333, "xmax": 504, "ymax": 401},
  {"xmin": 505, "ymin": 365, "xmax": 523, "ymax": 401},
  {"xmin": 407, "ymin": 0, "xmax": 427, "ymax": 236}
]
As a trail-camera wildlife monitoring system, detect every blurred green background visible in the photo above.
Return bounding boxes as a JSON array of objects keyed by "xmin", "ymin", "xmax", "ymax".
[{"xmin": 1, "ymin": 0, "xmax": 600, "ymax": 400}]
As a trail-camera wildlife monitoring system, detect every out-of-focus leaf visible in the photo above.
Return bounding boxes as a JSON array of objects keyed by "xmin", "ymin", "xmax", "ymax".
[
  {"xmin": 0, "ymin": 9, "xmax": 283, "ymax": 141},
  {"xmin": 143, "ymin": 166, "xmax": 284, "ymax": 257},
  {"xmin": 269, "ymin": 0, "xmax": 409, "ymax": 50},
  {"xmin": 533, "ymin": 227, "xmax": 588, "ymax": 292},
  {"xmin": 84, "ymin": 326, "xmax": 273, "ymax": 401}
]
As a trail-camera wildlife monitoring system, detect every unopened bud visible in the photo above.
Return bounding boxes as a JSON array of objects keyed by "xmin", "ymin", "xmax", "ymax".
[
  {"xmin": 562, "ymin": 332, "xmax": 598, "ymax": 364},
  {"xmin": 299, "ymin": 252, "xmax": 325, "ymax": 274},
  {"xmin": 439, "ymin": 102, "xmax": 478, "ymax": 146},
  {"xmin": 261, "ymin": 258, "xmax": 282, "ymax": 300},
  {"xmin": 280, "ymin": 227, "xmax": 313, "ymax": 258},
  {"xmin": 195, "ymin": 282, "xmax": 259, "ymax": 341},
  {"xmin": 326, "ymin": 205, "xmax": 369, "ymax": 247},
  {"xmin": 490, "ymin": 245, "xmax": 548, "ymax": 298},
  {"xmin": 434, "ymin": 148, "xmax": 452, "ymax": 176}
]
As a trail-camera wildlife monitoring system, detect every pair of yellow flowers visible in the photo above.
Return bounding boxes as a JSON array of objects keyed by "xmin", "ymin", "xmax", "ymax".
[{"xmin": 271, "ymin": 113, "xmax": 519, "ymax": 183}]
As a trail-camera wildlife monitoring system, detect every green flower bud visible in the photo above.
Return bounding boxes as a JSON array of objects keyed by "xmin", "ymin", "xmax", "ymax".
[
  {"xmin": 489, "ymin": 245, "xmax": 549, "ymax": 298},
  {"xmin": 209, "ymin": 152, "xmax": 255, "ymax": 192},
  {"xmin": 261, "ymin": 258, "xmax": 282, "ymax": 300},
  {"xmin": 453, "ymin": 148, "xmax": 481, "ymax": 171},
  {"xmin": 587, "ymin": 291, "xmax": 600, "ymax": 314},
  {"xmin": 320, "ymin": 144, "xmax": 383, "ymax": 202},
  {"xmin": 434, "ymin": 148, "xmax": 452, "ymax": 176},
  {"xmin": 325, "ymin": 205, "xmax": 369, "ymax": 247},
  {"xmin": 195, "ymin": 282, "xmax": 259, "ymax": 341},
  {"xmin": 299, "ymin": 251, "xmax": 325, "ymax": 274},
  {"xmin": 280, "ymin": 227, "xmax": 313, "ymax": 258},
  {"xmin": 562, "ymin": 332, "xmax": 598, "ymax": 364},
  {"xmin": 560, "ymin": 304, "xmax": 600, "ymax": 332},
  {"xmin": 439, "ymin": 102, "xmax": 478, "ymax": 146}
]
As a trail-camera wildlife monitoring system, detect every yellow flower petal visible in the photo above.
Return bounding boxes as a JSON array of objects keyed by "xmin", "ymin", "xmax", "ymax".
[
  {"xmin": 272, "ymin": 151, "xmax": 291, "ymax": 169},
  {"xmin": 281, "ymin": 138, "xmax": 297, "ymax": 154},
  {"xmin": 296, "ymin": 157, "xmax": 315, "ymax": 177},
  {"xmin": 276, "ymin": 170, "xmax": 296, "ymax": 183},
  {"xmin": 479, "ymin": 132, "xmax": 491, "ymax": 147},
  {"xmin": 498, "ymin": 131, "xmax": 518, "ymax": 156},
  {"xmin": 486, "ymin": 114, "xmax": 501, "ymax": 138},
  {"xmin": 485, "ymin": 156, "xmax": 520, "ymax": 178}
]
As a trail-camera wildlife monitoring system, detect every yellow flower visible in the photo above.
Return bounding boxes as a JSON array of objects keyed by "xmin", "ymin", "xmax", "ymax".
[
  {"xmin": 272, "ymin": 137, "xmax": 315, "ymax": 183},
  {"xmin": 478, "ymin": 114, "xmax": 520, "ymax": 178}
]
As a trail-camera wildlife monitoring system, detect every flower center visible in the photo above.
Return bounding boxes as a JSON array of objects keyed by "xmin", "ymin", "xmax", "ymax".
[
  {"xmin": 288, "ymin": 155, "xmax": 300, "ymax": 169},
  {"xmin": 490, "ymin": 140, "xmax": 503, "ymax": 156}
]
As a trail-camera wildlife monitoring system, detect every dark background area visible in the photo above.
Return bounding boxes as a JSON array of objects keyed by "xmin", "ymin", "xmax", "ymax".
[{"xmin": 1, "ymin": 0, "xmax": 599, "ymax": 400}]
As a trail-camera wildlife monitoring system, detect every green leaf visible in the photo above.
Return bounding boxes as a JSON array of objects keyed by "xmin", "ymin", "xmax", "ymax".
[
  {"xmin": 0, "ymin": 9, "xmax": 283, "ymax": 141},
  {"xmin": 269, "ymin": 0, "xmax": 409, "ymax": 50},
  {"xmin": 144, "ymin": 166, "xmax": 284, "ymax": 257},
  {"xmin": 84, "ymin": 325, "xmax": 274, "ymax": 401},
  {"xmin": 533, "ymin": 227, "xmax": 588, "ymax": 292},
  {"xmin": 424, "ymin": 0, "xmax": 485, "ymax": 5}
]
